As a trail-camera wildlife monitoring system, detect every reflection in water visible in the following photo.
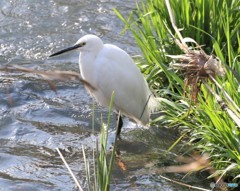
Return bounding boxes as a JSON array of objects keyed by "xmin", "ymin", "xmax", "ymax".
[{"xmin": 0, "ymin": 0, "xmax": 211, "ymax": 190}]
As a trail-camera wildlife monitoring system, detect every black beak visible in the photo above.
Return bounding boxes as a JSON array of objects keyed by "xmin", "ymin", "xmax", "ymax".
[{"xmin": 49, "ymin": 44, "xmax": 81, "ymax": 57}]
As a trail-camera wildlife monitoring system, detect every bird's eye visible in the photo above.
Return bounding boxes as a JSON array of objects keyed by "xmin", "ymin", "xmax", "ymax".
[{"xmin": 81, "ymin": 42, "xmax": 86, "ymax": 46}]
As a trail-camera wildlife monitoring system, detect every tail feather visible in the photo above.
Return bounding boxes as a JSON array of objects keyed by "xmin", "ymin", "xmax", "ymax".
[
  {"xmin": 138, "ymin": 93, "xmax": 160, "ymax": 127},
  {"xmin": 148, "ymin": 94, "xmax": 161, "ymax": 113}
]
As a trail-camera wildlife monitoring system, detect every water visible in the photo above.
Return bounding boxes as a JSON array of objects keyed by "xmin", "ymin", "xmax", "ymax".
[{"xmin": 0, "ymin": 0, "xmax": 211, "ymax": 190}]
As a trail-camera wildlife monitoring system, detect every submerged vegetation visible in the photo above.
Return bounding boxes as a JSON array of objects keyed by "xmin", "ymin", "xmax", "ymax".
[{"xmin": 115, "ymin": 0, "xmax": 239, "ymax": 183}]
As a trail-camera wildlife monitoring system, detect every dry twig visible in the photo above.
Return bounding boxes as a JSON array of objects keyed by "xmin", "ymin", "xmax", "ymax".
[
  {"xmin": 0, "ymin": 64, "xmax": 96, "ymax": 92},
  {"xmin": 56, "ymin": 148, "xmax": 84, "ymax": 191}
]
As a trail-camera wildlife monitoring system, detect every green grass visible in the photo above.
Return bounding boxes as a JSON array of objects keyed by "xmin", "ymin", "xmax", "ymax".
[
  {"xmin": 97, "ymin": 93, "xmax": 117, "ymax": 191},
  {"xmin": 114, "ymin": 0, "xmax": 240, "ymax": 181},
  {"xmin": 82, "ymin": 92, "xmax": 118, "ymax": 191}
]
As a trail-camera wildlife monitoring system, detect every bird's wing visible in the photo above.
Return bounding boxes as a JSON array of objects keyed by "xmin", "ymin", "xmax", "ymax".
[{"xmin": 93, "ymin": 44, "xmax": 150, "ymax": 124}]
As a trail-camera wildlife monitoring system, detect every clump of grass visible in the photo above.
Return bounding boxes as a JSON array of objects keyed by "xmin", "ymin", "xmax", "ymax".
[
  {"xmin": 57, "ymin": 93, "xmax": 118, "ymax": 191},
  {"xmin": 114, "ymin": 0, "xmax": 240, "ymax": 182},
  {"xmin": 95, "ymin": 93, "xmax": 118, "ymax": 191}
]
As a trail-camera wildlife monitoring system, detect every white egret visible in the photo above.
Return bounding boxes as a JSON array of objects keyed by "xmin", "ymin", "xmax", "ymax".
[{"xmin": 50, "ymin": 34, "xmax": 157, "ymax": 135}]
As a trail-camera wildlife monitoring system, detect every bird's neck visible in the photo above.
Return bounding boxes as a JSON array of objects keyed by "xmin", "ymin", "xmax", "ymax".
[{"xmin": 79, "ymin": 51, "xmax": 97, "ymax": 86}]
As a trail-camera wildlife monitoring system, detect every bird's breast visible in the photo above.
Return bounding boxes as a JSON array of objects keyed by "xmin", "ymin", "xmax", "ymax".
[{"xmin": 79, "ymin": 52, "xmax": 98, "ymax": 86}]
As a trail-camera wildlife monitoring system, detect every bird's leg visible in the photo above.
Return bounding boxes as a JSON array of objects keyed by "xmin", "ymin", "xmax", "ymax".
[{"xmin": 116, "ymin": 112, "xmax": 123, "ymax": 137}]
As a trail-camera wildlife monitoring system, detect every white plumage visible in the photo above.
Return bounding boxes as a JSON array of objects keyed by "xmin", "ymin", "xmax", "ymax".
[{"xmin": 50, "ymin": 34, "xmax": 157, "ymax": 131}]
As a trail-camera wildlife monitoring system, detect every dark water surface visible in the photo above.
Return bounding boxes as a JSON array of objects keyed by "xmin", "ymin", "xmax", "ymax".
[{"xmin": 0, "ymin": 0, "xmax": 211, "ymax": 190}]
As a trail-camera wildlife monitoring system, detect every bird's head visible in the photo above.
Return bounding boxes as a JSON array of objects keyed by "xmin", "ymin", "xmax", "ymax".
[{"xmin": 49, "ymin": 34, "xmax": 104, "ymax": 57}]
